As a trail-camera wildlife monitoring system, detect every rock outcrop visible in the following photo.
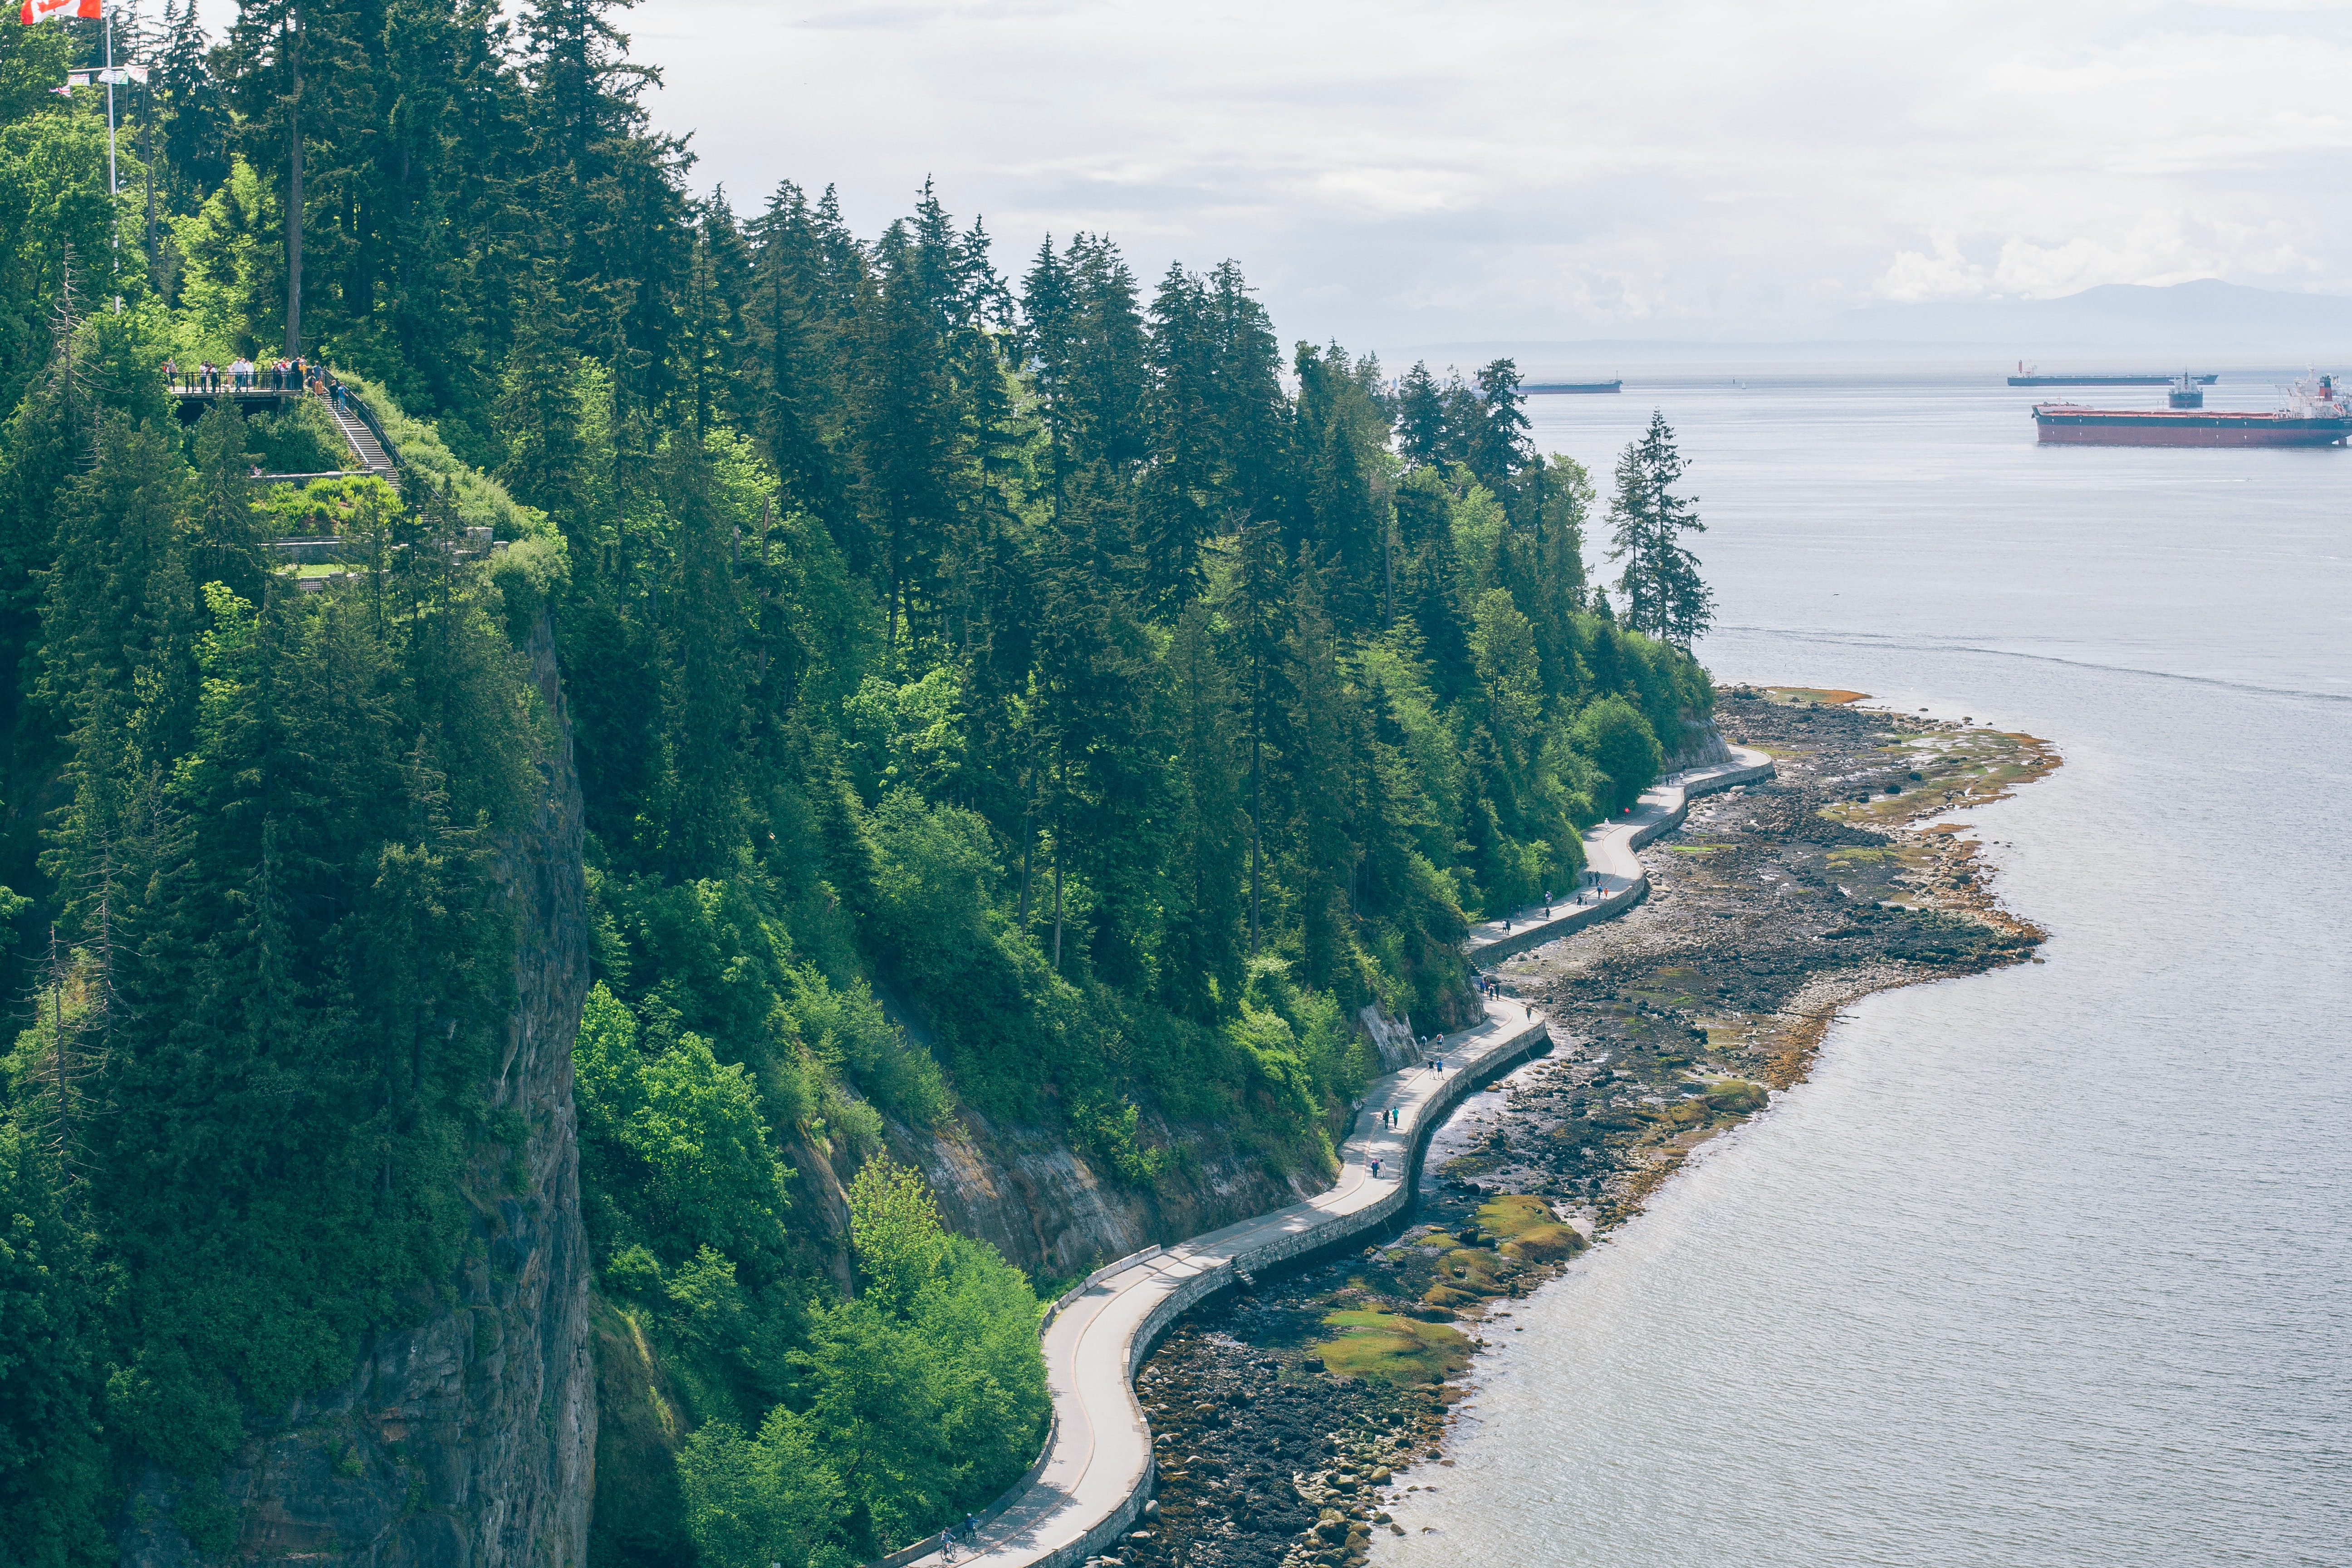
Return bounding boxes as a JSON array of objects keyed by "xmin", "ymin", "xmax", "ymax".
[
  {"xmin": 902, "ymin": 1102, "xmax": 1329, "ymax": 1283},
  {"xmin": 1667, "ymin": 716, "xmax": 1734, "ymax": 770},
  {"xmin": 117, "ymin": 617, "xmax": 596, "ymax": 1568}
]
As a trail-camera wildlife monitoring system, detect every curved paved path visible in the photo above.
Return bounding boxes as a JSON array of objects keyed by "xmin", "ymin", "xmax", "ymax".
[
  {"xmin": 884, "ymin": 744, "xmax": 1775, "ymax": 1568},
  {"xmin": 1462, "ymin": 745, "xmax": 1777, "ymax": 963}
]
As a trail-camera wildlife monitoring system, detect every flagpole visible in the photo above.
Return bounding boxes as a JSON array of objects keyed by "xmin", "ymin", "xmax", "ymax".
[{"xmin": 104, "ymin": 0, "xmax": 119, "ymax": 310}]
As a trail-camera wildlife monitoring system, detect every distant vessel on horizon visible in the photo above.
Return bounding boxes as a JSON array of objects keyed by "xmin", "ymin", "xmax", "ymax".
[
  {"xmin": 1519, "ymin": 380, "xmax": 1623, "ymax": 394},
  {"xmin": 2009, "ymin": 360, "xmax": 2220, "ymax": 387},
  {"xmin": 2033, "ymin": 373, "xmax": 2349, "ymax": 446}
]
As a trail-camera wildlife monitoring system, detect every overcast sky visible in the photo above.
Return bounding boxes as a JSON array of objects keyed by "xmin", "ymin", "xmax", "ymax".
[{"xmin": 633, "ymin": 0, "xmax": 2352, "ymax": 353}]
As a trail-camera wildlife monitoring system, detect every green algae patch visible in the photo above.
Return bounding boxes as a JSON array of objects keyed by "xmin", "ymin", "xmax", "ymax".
[
  {"xmin": 1312, "ymin": 1309, "xmax": 1472, "ymax": 1386},
  {"xmin": 1701, "ymin": 1079, "xmax": 1769, "ymax": 1114},
  {"xmin": 1474, "ymin": 1193, "xmax": 1586, "ymax": 1261},
  {"xmin": 1504, "ymin": 1225, "xmax": 1585, "ymax": 1262},
  {"xmin": 1431, "ymin": 1247, "xmax": 1511, "ymax": 1297}
]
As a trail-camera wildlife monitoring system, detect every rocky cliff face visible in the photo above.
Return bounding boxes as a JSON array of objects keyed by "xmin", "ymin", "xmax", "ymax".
[
  {"xmin": 118, "ymin": 618, "xmax": 596, "ymax": 1568},
  {"xmin": 1668, "ymin": 717, "xmax": 1734, "ymax": 770},
  {"xmin": 902, "ymin": 1105, "xmax": 1327, "ymax": 1283}
]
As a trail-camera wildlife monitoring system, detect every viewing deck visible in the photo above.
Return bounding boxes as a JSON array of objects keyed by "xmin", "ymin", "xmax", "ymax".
[{"xmin": 167, "ymin": 382, "xmax": 399, "ymax": 485}]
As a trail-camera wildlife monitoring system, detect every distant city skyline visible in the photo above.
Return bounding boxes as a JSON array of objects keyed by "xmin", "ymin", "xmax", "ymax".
[{"xmin": 638, "ymin": 0, "xmax": 2352, "ymax": 351}]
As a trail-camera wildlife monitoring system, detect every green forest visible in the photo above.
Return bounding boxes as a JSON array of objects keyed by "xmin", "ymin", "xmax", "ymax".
[{"xmin": 0, "ymin": 4, "xmax": 1717, "ymax": 1564}]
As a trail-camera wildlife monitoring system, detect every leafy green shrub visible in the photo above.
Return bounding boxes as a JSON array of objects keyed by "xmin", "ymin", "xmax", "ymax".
[
  {"xmin": 1572, "ymin": 693, "xmax": 1666, "ymax": 816},
  {"xmin": 256, "ymin": 473, "xmax": 399, "ymax": 538},
  {"xmin": 789, "ymin": 967, "xmax": 950, "ymax": 1131},
  {"xmin": 678, "ymin": 1411, "xmax": 850, "ymax": 1568},
  {"xmin": 245, "ymin": 395, "xmax": 349, "ymax": 473},
  {"xmin": 1069, "ymin": 1093, "xmax": 1163, "ymax": 1186},
  {"xmin": 573, "ymin": 984, "xmax": 794, "ymax": 1274},
  {"xmin": 801, "ymin": 1159, "xmax": 1049, "ymax": 1554},
  {"xmin": 860, "ymin": 790, "xmax": 1054, "ymax": 1111}
]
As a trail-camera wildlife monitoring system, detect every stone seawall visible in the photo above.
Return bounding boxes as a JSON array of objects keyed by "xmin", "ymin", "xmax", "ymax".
[
  {"xmin": 873, "ymin": 745, "xmax": 1772, "ymax": 1568},
  {"xmin": 1465, "ymin": 749, "xmax": 1776, "ymax": 965},
  {"xmin": 889, "ymin": 1009, "xmax": 1551, "ymax": 1568}
]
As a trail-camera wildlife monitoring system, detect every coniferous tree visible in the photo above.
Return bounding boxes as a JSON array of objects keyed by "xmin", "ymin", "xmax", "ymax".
[
  {"xmin": 1279, "ymin": 557, "xmax": 1358, "ymax": 990},
  {"xmin": 1392, "ymin": 360, "xmax": 1447, "ymax": 470},
  {"xmin": 1161, "ymin": 601, "xmax": 1244, "ymax": 1020},
  {"xmin": 0, "ymin": 70, "xmax": 1738, "ymax": 1550},
  {"xmin": 152, "ymin": 0, "xmax": 229, "ymax": 207},
  {"xmin": 1465, "ymin": 358, "xmax": 1530, "ymax": 497},
  {"xmin": 1607, "ymin": 411, "xmax": 1714, "ymax": 646},
  {"xmin": 1138, "ymin": 262, "xmax": 1216, "ymax": 610},
  {"xmin": 494, "ymin": 270, "xmax": 586, "ymax": 519}
]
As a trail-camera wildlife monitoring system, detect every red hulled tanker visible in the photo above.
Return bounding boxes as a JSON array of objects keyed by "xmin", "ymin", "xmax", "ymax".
[{"xmin": 2034, "ymin": 374, "xmax": 2352, "ymax": 447}]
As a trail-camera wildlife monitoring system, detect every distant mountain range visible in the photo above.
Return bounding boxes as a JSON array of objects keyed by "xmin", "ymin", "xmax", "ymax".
[{"xmin": 1404, "ymin": 280, "xmax": 2352, "ymax": 368}]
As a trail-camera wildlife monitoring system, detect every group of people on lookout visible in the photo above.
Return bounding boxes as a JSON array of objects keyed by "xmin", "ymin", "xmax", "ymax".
[{"xmin": 162, "ymin": 355, "xmax": 337, "ymax": 399}]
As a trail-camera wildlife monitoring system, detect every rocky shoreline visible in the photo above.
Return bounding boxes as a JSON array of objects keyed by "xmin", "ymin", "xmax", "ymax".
[{"xmin": 1118, "ymin": 688, "xmax": 2058, "ymax": 1568}]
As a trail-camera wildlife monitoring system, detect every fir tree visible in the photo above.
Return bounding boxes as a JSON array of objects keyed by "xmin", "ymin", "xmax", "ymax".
[
  {"xmin": 1607, "ymin": 411, "xmax": 1714, "ymax": 645},
  {"xmin": 1392, "ymin": 360, "xmax": 1447, "ymax": 470},
  {"xmin": 1465, "ymin": 357, "xmax": 1530, "ymax": 497}
]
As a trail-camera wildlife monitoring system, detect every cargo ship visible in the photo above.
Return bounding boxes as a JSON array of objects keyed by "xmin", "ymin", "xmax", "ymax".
[
  {"xmin": 2034, "ymin": 373, "xmax": 2351, "ymax": 446},
  {"xmin": 1519, "ymin": 380, "xmax": 1622, "ymax": 394},
  {"xmin": 2008, "ymin": 360, "xmax": 2219, "ymax": 387}
]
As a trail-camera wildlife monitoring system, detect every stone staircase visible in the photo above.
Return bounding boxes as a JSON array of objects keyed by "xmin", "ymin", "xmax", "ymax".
[{"xmin": 324, "ymin": 395, "xmax": 397, "ymax": 483}]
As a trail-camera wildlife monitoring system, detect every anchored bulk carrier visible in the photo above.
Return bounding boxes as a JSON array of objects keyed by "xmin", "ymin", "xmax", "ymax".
[
  {"xmin": 2007, "ymin": 366, "xmax": 2219, "ymax": 387},
  {"xmin": 2034, "ymin": 374, "xmax": 2352, "ymax": 447}
]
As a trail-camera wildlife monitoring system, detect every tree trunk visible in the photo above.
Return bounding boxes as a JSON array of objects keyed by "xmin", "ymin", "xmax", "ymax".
[
  {"xmin": 1248, "ymin": 727, "xmax": 1261, "ymax": 955},
  {"xmin": 284, "ymin": 30, "xmax": 304, "ymax": 356}
]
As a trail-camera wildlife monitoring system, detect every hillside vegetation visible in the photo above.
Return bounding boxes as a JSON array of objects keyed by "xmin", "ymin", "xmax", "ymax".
[{"xmin": 0, "ymin": 6, "xmax": 1715, "ymax": 1564}]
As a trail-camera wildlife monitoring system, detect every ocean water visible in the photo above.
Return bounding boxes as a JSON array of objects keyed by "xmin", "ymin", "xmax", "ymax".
[{"xmin": 1373, "ymin": 366, "xmax": 2352, "ymax": 1566}]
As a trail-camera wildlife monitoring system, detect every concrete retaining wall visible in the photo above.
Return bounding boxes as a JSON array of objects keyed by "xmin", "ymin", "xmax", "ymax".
[
  {"xmin": 1034, "ymin": 1015, "xmax": 1550, "ymax": 1568},
  {"xmin": 1468, "ymin": 755, "xmax": 1776, "ymax": 964},
  {"xmin": 879, "ymin": 745, "xmax": 1769, "ymax": 1567}
]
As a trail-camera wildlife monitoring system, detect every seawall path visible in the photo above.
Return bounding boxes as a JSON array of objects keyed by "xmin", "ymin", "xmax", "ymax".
[
  {"xmin": 1462, "ymin": 745, "xmax": 1778, "ymax": 964},
  {"xmin": 888, "ymin": 745, "xmax": 1775, "ymax": 1568}
]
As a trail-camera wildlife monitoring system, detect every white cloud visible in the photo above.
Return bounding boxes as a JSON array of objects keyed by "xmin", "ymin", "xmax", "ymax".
[{"xmin": 638, "ymin": 0, "xmax": 2352, "ymax": 344}]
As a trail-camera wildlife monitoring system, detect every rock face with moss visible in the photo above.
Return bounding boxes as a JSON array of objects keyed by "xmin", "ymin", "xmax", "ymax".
[{"xmin": 116, "ymin": 622, "xmax": 595, "ymax": 1568}]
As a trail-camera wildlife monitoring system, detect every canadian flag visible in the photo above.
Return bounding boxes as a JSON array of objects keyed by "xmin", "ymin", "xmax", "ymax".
[{"xmin": 20, "ymin": 0, "xmax": 104, "ymax": 22}]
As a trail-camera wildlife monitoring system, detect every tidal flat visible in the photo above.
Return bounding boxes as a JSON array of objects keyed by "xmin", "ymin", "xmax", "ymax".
[{"xmin": 1122, "ymin": 689, "xmax": 2058, "ymax": 1568}]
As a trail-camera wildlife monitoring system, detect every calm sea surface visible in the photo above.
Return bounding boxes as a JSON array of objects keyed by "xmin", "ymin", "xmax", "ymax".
[{"xmin": 1374, "ymin": 365, "xmax": 2352, "ymax": 1566}]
